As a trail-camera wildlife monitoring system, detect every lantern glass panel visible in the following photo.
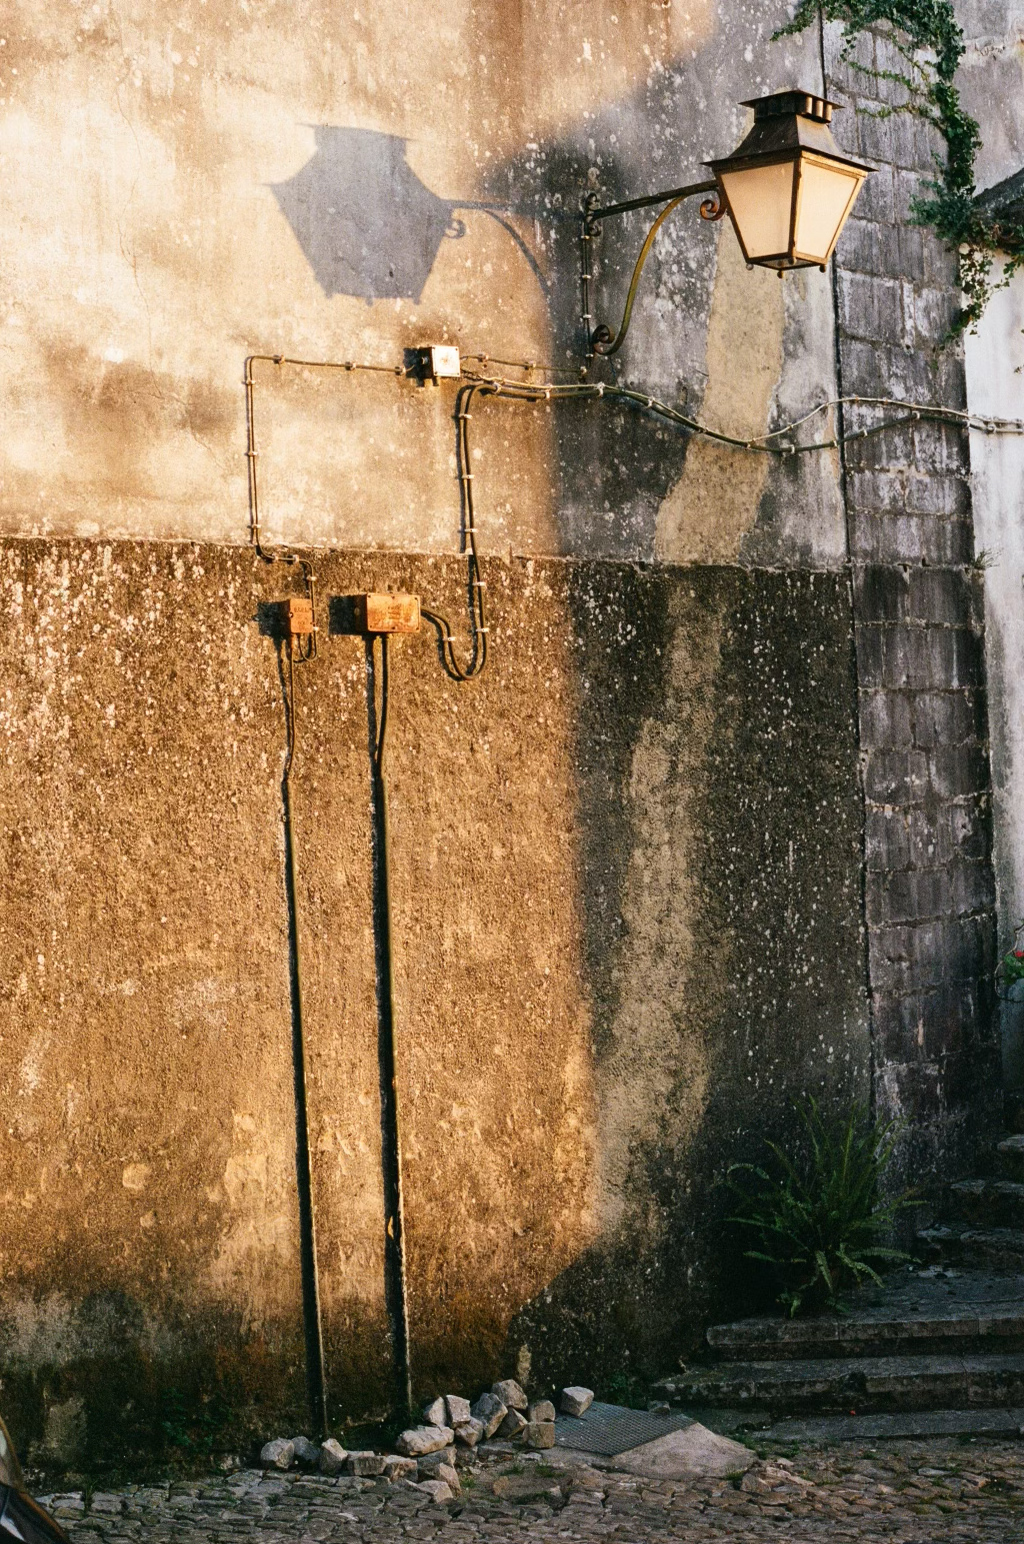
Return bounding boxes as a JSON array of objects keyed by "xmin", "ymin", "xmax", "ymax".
[
  {"xmin": 793, "ymin": 156, "xmax": 865, "ymax": 262},
  {"xmin": 717, "ymin": 159, "xmax": 795, "ymax": 261}
]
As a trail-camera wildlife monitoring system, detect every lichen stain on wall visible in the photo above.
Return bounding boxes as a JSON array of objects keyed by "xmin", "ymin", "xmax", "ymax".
[
  {"xmin": 594, "ymin": 602, "xmax": 723, "ymax": 1234},
  {"xmin": 0, "ymin": 536, "xmax": 868, "ymax": 1449},
  {"xmin": 496, "ymin": 565, "xmax": 867, "ymax": 1390},
  {"xmin": 0, "ymin": 539, "xmax": 608, "ymax": 1435},
  {"xmin": 0, "ymin": 541, "xmax": 320, "ymax": 1446},
  {"xmin": 656, "ymin": 223, "xmax": 785, "ymax": 562}
]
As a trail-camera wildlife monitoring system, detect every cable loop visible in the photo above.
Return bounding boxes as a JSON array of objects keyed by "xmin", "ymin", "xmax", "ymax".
[{"xmin": 421, "ymin": 381, "xmax": 489, "ymax": 682}]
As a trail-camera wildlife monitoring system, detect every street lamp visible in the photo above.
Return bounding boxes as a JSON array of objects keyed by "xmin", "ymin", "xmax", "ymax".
[{"xmin": 582, "ymin": 89, "xmax": 872, "ymax": 357}]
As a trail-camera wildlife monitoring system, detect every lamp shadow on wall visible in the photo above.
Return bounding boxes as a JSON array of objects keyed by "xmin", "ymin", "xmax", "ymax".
[
  {"xmin": 266, "ymin": 118, "xmax": 700, "ymax": 559},
  {"xmin": 271, "ymin": 126, "xmax": 549, "ymax": 303}
]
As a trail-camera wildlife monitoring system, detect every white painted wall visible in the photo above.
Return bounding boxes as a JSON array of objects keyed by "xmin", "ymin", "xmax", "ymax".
[
  {"xmin": 968, "ymin": 266, "xmax": 1024, "ymax": 931},
  {"xmin": 959, "ymin": 3, "xmax": 1024, "ymax": 1081},
  {"xmin": 966, "ymin": 266, "xmax": 1024, "ymax": 1083}
]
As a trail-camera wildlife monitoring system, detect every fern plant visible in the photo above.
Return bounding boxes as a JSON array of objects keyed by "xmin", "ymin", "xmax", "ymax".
[{"xmin": 727, "ymin": 1099, "xmax": 916, "ymax": 1318}]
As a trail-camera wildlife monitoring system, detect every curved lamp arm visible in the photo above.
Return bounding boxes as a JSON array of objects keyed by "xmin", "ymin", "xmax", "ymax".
[{"xmin": 581, "ymin": 180, "xmax": 727, "ymax": 358}]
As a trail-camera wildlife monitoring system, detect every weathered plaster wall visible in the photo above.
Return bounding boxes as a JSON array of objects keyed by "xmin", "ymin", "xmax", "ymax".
[
  {"xmin": 0, "ymin": 539, "xmax": 867, "ymax": 1456},
  {"xmin": 0, "ymin": 0, "xmax": 1004, "ymax": 1462},
  {"xmin": 0, "ymin": 0, "xmax": 843, "ymax": 565},
  {"xmin": 0, "ymin": 0, "xmax": 869, "ymax": 1455}
]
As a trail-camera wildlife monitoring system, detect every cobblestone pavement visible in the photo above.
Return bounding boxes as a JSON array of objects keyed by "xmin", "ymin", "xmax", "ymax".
[{"xmin": 39, "ymin": 1436, "xmax": 1024, "ymax": 1544}]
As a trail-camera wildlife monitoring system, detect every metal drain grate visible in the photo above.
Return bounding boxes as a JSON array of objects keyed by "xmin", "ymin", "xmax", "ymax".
[{"xmin": 554, "ymin": 1401, "xmax": 694, "ymax": 1457}]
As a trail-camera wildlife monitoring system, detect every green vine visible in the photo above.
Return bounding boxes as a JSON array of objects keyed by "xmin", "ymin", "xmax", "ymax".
[{"xmin": 781, "ymin": 1, "xmax": 1024, "ymax": 332}]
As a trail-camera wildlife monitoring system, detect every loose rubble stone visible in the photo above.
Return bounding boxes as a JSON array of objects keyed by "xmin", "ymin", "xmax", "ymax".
[
  {"xmin": 395, "ymin": 1424, "xmax": 454, "ymax": 1456},
  {"xmin": 445, "ymin": 1394, "xmax": 471, "ymax": 1426},
  {"xmin": 317, "ymin": 1438, "xmax": 347, "ymax": 1475},
  {"xmin": 259, "ymin": 1439, "xmax": 294, "ymax": 1470},
  {"xmin": 289, "ymin": 1436, "xmax": 320, "ymax": 1467},
  {"xmin": 491, "ymin": 1378, "xmax": 528, "ymax": 1410},
  {"xmin": 344, "ymin": 1451, "xmax": 385, "ymax": 1476},
  {"xmin": 433, "ymin": 1462, "xmax": 460, "ymax": 1495},
  {"xmin": 560, "ymin": 1385, "xmax": 594, "ymax": 1417},
  {"xmin": 524, "ymin": 1420, "xmax": 556, "ymax": 1449},
  {"xmin": 411, "ymin": 1478, "xmax": 451, "ymax": 1504},
  {"xmin": 381, "ymin": 1454, "xmax": 417, "ymax": 1481},
  {"xmin": 417, "ymin": 1447, "xmax": 457, "ymax": 1477},
  {"xmin": 422, "ymin": 1397, "xmax": 447, "ymax": 1426},
  {"xmin": 470, "ymin": 1393, "xmax": 507, "ymax": 1437},
  {"xmin": 497, "ymin": 1408, "xmax": 527, "ymax": 1440},
  {"xmin": 528, "ymin": 1399, "xmax": 556, "ymax": 1423},
  {"xmin": 624, "ymin": 1425, "xmax": 754, "ymax": 1479},
  {"xmin": 453, "ymin": 1416, "xmax": 484, "ymax": 1447}
]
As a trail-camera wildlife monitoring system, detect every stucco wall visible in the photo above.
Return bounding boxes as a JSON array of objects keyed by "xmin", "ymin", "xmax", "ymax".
[{"xmin": 0, "ymin": 540, "xmax": 867, "ymax": 1458}]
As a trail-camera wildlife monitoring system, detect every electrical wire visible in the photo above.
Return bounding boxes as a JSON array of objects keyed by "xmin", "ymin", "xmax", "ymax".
[
  {"xmin": 247, "ymin": 349, "xmax": 1024, "ymax": 533},
  {"xmin": 461, "ymin": 353, "xmax": 584, "ymax": 376},
  {"xmin": 458, "ymin": 367, "xmax": 1024, "ymax": 454},
  {"xmin": 246, "ymin": 353, "xmax": 405, "ymax": 565},
  {"xmin": 244, "ymin": 355, "xmax": 321, "ymax": 655},
  {"xmin": 420, "ymin": 382, "xmax": 489, "ymax": 680},
  {"xmin": 245, "ymin": 348, "xmax": 1024, "ymax": 693},
  {"xmin": 247, "ymin": 347, "xmax": 328, "ymax": 1433}
]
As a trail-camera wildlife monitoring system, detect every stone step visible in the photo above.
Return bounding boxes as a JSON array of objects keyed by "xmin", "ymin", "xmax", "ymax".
[
  {"xmin": 944, "ymin": 1178, "xmax": 1024, "ymax": 1228},
  {"xmin": 705, "ymin": 1288, "xmax": 1024, "ymax": 1361},
  {"xmin": 656, "ymin": 1351, "xmax": 1024, "ymax": 1415},
  {"xmin": 916, "ymin": 1223, "xmax": 1024, "ymax": 1271},
  {"xmin": 736, "ymin": 1408, "xmax": 1024, "ymax": 1443},
  {"xmin": 996, "ymin": 1132, "xmax": 1024, "ymax": 1181}
]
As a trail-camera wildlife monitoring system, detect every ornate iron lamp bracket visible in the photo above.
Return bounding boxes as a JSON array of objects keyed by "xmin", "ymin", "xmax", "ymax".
[{"xmin": 580, "ymin": 180, "xmax": 726, "ymax": 360}]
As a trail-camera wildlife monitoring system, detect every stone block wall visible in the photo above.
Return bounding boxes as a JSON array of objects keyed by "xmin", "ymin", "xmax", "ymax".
[{"xmin": 826, "ymin": 26, "xmax": 1000, "ymax": 1179}]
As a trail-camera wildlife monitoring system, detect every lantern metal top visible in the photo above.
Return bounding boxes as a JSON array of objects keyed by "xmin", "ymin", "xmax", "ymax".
[
  {"xmin": 709, "ymin": 88, "xmax": 872, "ymax": 177},
  {"xmin": 744, "ymin": 89, "xmax": 839, "ymax": 121},
  {"xmin": 706, "ymin": 85, "xmax": 874, "ymax": 273}
]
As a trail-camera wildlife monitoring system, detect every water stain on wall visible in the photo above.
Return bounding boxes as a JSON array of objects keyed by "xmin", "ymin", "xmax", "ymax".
[{"xmin": 656, "ymin": 225, "xmax": 786, "ymax": 562}]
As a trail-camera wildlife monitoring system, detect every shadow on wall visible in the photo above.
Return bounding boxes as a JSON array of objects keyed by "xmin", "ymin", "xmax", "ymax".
[
  {"xmin": 271, "ymin": 127, "xmax": 550, "ymax": 304},
  {"xmin": 271, "ymin": 128, "xmax": 459, "ymax": 302},
  {"xmin": 498, "ymin": 565, "xmax": 871, "ymax": 1394},
  {"xmin": 266, "ymin": 116, "xmax": 702, "ymax": 558}
]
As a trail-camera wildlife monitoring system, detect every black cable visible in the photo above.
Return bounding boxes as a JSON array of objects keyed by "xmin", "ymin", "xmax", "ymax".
[
  {"xmin": 421, "ymin": 383, "xmax": 490, "ymax": 680},
  {"xmin": 369, "ymin": 633, "xmax": 413, "ymax": 1414},
  {"xmin": 282, "ymin": 641, "xmax": 329, "ymax": 1438}
]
